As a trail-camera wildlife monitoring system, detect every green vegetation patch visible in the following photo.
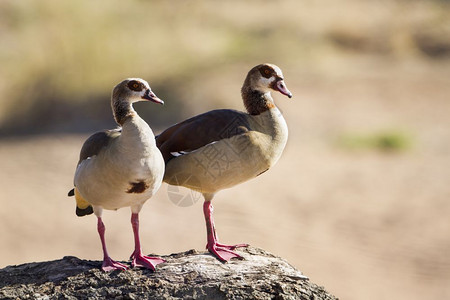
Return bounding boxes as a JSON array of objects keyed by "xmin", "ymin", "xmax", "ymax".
[{"xmin": 338, "ymin": 130, "xmax": 412, "ymax": 152}]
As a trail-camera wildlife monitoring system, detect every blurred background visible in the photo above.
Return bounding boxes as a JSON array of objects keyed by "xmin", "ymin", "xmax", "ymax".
[{"xmin": 1, "ymin": 0, "xmax": 449, "ymax": 299}]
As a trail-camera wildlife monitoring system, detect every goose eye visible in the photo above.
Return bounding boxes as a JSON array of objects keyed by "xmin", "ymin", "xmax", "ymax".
[
  {"xmin": 128, "ymin": 81, "xmax": 142, "ymax": 91},
  {"xmin": 260, "ymin": 67, "xmax": 272, "ymax": 78}
]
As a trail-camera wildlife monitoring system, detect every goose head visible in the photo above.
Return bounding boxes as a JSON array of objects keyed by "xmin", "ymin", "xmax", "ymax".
[
  {"xmin": 243, "ymin": 63, "xmax": 292, "ymax": 99},
  {"xmin": 241, "ymin": 64, "xmax": 292, "ymax": 115},
  {"xmin": 111, "ymin": 78, "xmax": 163, "ymax": 125},
  {"xmin": 112, "ymin": 78, "xmax": 164, "ymax": 105}
]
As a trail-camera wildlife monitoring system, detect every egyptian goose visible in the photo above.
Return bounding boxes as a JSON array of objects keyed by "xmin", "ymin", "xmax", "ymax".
[
  {"xmin": 68, "ymin": 78, "xmax": 165, "ymax": 271},
  {"xmin": 156, "ymin": 64, "xmax": 292, "ymax": 262}
]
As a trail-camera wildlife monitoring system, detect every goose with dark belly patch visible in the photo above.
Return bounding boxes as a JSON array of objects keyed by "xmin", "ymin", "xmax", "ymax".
[
  {"xmin": 68, "ymin": 78, "xmax": 165, "ymax": 271},
  {"xmin": 156, "ymin": 64, "xmax": 292, "ymax": 262}
]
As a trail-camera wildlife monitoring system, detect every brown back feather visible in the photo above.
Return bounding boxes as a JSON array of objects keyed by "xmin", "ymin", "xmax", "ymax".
[{"xmin": 156, "ymin": 109, "xmax": 251, "ymax": 163}]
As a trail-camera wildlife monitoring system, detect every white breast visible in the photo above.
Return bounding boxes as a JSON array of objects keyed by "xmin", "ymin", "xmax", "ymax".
[{"xmin": 75, "ymin": 117, "xmax": 164, "ymax": 210}]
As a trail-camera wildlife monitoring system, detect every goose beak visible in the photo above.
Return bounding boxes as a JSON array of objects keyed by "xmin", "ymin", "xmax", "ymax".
[
  {"xmin": 276, "ymin": 80, "xmax": 293, "ymax": 98},
  {"xmin": 142, "ymin": 89, "xmax": 164, "ymax": 105}
]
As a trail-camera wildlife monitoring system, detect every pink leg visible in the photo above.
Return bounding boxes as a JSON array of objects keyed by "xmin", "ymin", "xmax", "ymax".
[
  {"xmin": 203, "ymin": 201, "xmax": 248, "ymax": 262},
  {"xmin": 129, "ymin": 213, "xmax": 166, "ymax": 270},
  {"xmin": 97, "ymin": 217, "xmax": 128, "ymax": 271}
]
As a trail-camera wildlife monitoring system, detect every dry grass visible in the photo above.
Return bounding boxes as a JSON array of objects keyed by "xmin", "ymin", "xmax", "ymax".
[{"xmin": 1, "ymin": 0, "xmax": 449, "ymax": 132}]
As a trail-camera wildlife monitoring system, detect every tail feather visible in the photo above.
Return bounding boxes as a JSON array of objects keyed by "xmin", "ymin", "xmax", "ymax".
[
  {"xmin": 68, "ymin": 188, "xmax": 75, "ymax": 197},
  {"xmin": 69, "ymin": 188, "xmax": 94, "ymax": 217},
  {"xmin": 76, "ymin": 205, "xmax": 94, "ymax": 217}
]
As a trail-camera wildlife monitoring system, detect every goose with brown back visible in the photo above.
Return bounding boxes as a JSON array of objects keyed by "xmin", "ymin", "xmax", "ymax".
[{"xmin": 156, "ymin": 64, "xmax": 293, "ymax": 262}]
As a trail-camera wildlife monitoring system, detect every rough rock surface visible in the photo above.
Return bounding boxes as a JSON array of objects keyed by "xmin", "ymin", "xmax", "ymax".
[{"xmin": 0, "ymin": 247, "xmax": 337, "ymax": 299}]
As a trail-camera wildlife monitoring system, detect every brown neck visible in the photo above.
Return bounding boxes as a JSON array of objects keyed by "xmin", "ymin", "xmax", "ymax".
[
  {"xmin": 112, "ymin": 99, "xmax": 135, "ymax": 125},
  {"xmin": 241, "ymin": 87, "xmax": 276, "ymax": 115}
]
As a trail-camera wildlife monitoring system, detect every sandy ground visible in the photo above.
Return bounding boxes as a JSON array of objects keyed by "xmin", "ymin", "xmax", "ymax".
[{"xmin": 1, "ymin": 63, "xmax": 450, "ymax": 300}]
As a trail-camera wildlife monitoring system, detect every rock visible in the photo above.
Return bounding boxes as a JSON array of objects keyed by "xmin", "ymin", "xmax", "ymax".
[{"xmin": 0, "ymin": 247, "xmax": 337, "ymax": 299}]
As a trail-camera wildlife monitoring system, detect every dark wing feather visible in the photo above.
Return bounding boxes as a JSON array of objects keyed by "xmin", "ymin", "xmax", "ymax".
[
  {"xmin": 68, "ymin": 129, "xmax": 120, "ymax": 214},
  {"xmin": 68, "ymin": 129, "xmax": 120, "ymax": 201},
  {"xmin": 77, "ymin": 128, "xmax": 121, "ymax": 166},
  {"xmin": 156, "ymin": 109, "xmax": 251, "ymax": 163}
]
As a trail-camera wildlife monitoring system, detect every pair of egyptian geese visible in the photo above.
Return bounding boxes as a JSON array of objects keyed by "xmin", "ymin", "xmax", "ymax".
[{"xmin": 68, "ymin": 63, "xmax": 293, "ymax": 271}]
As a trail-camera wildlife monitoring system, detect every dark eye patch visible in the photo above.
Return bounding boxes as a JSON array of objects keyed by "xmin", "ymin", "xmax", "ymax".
[
  {"xmin": 128, "ymin": 80, "xmax": 143, "ymax": 91},
  {"xmin": 259, "ymin": 66, "xmax": 274, "ymax": 79}
]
